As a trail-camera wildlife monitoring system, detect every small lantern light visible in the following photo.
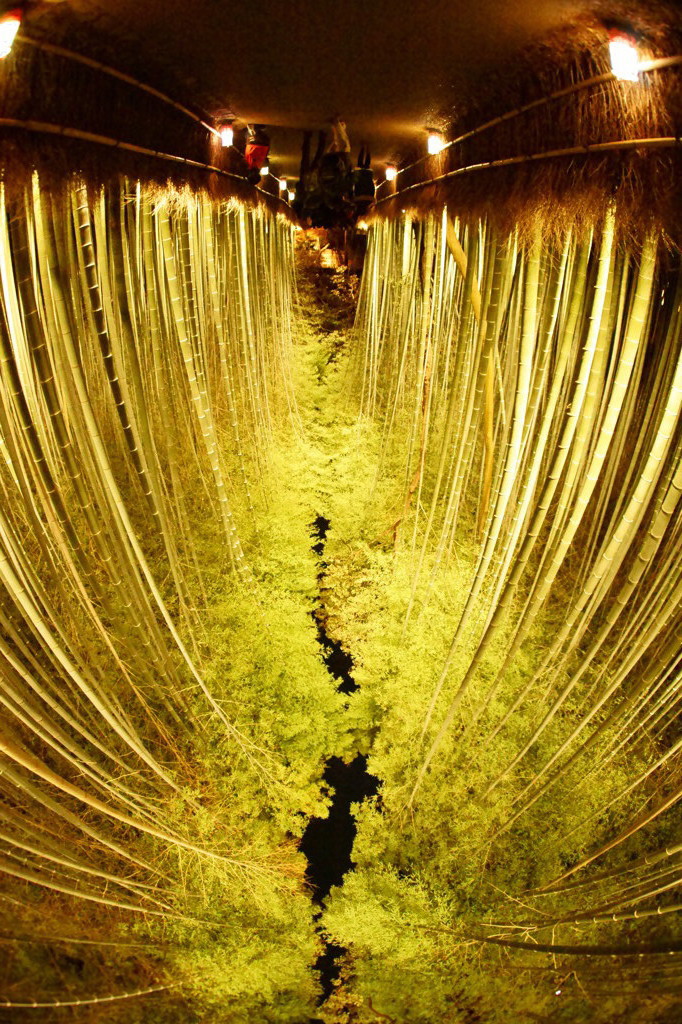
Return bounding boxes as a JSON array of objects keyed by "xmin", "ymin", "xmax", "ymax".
[
  {"xmin": 385, "ymin": 165, "xmax": 398, "ymax": 182},
  {"xmin": 0, "ymin": 7, "xmax": 22, "ymax": 59},
  {"xmin": 260, "ymin": 163, "xmax": 269, "ymax": 177},
  {"xmin": 219, "ymin": 123, "xmax": 234, "ymax": 148},
  {"xmin": 279, "ymin": 177, "xmax": 287, "ymax": 192},
  {"xmin": 427, "ymin": 131, "xmax": 446, "ymax": 155},
  {"xmin": 287, "ymin": 189, "xmax": 295, "ymax": 202},
  {"xmin": 609, "ymin": 28, "xmax": 640, "ymax": 81}
]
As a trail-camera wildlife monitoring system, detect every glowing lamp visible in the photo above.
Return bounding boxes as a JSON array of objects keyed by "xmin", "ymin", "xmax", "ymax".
[
  {"xmin": 219, "ymin": 124, "xmax": 234, "ymax": 148},
  {"xmin": 260, "ymin": 163, "xmax": 269, "ymax": 176},
  {"xmin": 0, "ymin": 8, "xmax": 22, "ymax": 59},
  {"xmin": 287, "ymin": 189, "xmax": 295, "ymax": 202},
  {"xmin": 385, "ymin": 164, "xmax": 398, "ymax": 182},
  {"xmin": 279, "ymin": 177, "xmax": 287, "ymax": 192},
  {"xmin": 427, "ymin": 131, "xmax": 446, "ymax": 155},
  {"xmin": 609, "ymin": 29, "xmax": 640, "ymax": 82}
]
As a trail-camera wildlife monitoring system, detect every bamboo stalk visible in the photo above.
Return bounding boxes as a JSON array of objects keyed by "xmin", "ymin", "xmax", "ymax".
[
  {"xmin": 0, "ymin": 983, "xmax": 175, "ymax": 1009},
  {"xmin": 376, "ymin": 54, "xmax": 682, "ymax": 200},
  {"xmin": 0, "ymin": 118, "xmax": 292, "ymax": 218},
  {"xmin": 375, "ymin": 136, "xmax": 682, "ymax": 208}
]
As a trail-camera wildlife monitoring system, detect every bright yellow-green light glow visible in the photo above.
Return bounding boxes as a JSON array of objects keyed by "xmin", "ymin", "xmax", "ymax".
[
  {"xmin": 427, "ymin": 132, "xmax": 446, "ymax": 155},
  {"xmin": 0, "ymin": 9, "xmax": 22, "ymax": 59},
  {"xmin": 609, "ymin": 31, "xmax": 640, "ymax": 81}
]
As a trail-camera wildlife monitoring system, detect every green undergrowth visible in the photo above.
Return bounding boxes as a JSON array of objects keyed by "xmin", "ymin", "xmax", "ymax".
[
  {"xmin": 19, "ymin": 262, "xmax": 673, "ymax": 1024},
  {"xmin": 133, "ymin": 270, "xmax": 386, "ymax": 1022},
  {"xmin": 97, "ymin": 271, "xmax": 671, "ymax": 1024},
  {"xmin": 316, "ymin": 514, "xmax": 665, "ymax": 1020},
  {"xmin": 282, "ymin": 292, "xmax": 672, "ymax": 1021}
]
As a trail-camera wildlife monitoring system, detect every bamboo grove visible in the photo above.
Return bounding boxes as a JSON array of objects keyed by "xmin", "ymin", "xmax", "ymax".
[
  {"xmin": 1, "ymin": 145, "xmax": 682, "ymax": 1024},
  {"xmin": 0, "ymin": 176, "xmax": 340, "ymax": 1021},
  {"xmin": 322, "ymin": 205, "xmax": 682, "ymax": 1021}
]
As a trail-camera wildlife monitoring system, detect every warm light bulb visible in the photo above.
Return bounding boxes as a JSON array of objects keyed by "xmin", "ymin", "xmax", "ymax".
[
  {"xmin": 609, "ymin": 30, "xmax": 640, "ymax": 81},
  {"xmin": 0, "ymin": 8, "xmax": 22, "ymax": 59},
  {"xmin": 219, "ymin": 124, "xmax": 234, "ymax": 148},
  {"xmin": 357, "ymin": 220, "xmax": 369, "ymax": 232},
  {"xmin": 279, "ymin": 177, "xmax": 287, "ymax": 191},
  {"xmin": 260, "ymin": 164, "xmax": 269, "ymax": 176},
  {"xmin": 427, "ymin": 132, "xmax": 445, "ymax": 155},
  {"xmin": 287, "ymin": 189, "xmax": 295, "ymax": 202},
  {"xmin": 385, "ymin": 165, "xmax": 398, "ymax": 182}
]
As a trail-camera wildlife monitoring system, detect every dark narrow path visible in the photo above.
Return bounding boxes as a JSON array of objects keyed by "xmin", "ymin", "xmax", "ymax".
[{"xmin": 301, "ymin": 515, "xmax": 379, "ymax": 1014}]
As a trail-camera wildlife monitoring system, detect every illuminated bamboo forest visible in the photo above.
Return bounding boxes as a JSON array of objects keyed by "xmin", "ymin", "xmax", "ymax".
[{"xmin": 1, "ymin": 3, "xmax": 682, "ymax": 1023}]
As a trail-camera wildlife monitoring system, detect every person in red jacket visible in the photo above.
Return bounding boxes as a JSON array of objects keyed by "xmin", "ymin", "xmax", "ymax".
[{"xmin": 245, "ymin": 124, "xmax": 270, "ymax": 184}]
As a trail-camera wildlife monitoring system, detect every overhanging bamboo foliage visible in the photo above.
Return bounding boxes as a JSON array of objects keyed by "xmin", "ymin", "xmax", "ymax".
[
  {"xmin": 2, "ymin": 6, "xmax": 682, "ymax": 1015},
  {"xmin": 346, "ymin": 202, "xmax": 682, "ymax": 1010},
  {"xmin": 373, "ymin": 3, "xmax": 682, "ymax": 244},
  {"xmin": 0, "ymin": 174, "xmax": 313, "ymax": 1016}
]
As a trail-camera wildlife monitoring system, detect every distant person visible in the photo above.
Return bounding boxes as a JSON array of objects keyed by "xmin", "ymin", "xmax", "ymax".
[
  {"xmin": 295, "ymin": 129, "xmax": 327, "ymax": 214},
  {"xmin": 353, "ymin": 146, "xmax": 375, "ymax": 215},
  {"xmin": 317, "ymin": 117, "xmax": 354, "ymax": 223},
  {"xmin": 245, "ymin": 124, "xmax": 270, "ymax": 185},
  {"xmin": 325, "ymin": 116, "xmax": 352, "ymax": 172}
]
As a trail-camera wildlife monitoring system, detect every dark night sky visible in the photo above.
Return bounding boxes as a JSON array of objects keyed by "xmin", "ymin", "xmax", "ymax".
[{"xmin": 51, "ymin": 0, "xmax": 584, "ymax": 175}]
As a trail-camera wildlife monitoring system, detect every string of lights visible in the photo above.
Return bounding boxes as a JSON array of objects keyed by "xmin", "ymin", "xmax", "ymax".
[
  {"xmin": 378, "ymin": 33, "xmax": 682, "ymax": 185},
  {"xmin": 0, "ymin": 115, "xmax": 293, "ymax": 212},
  {"xmin": 375, "ymin": 135, "xmax": 682, "ymax": 206}
]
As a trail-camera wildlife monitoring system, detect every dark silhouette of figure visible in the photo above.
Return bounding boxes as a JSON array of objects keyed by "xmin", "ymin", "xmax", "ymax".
[
  {"xmin": 353, "ymin": 146, "xmax": 375, "ymax": 216},
  {"xmin": 295, "ymin": 129, "xmax": 327, "ymax": 214},
  {"xmin": 296, "ymin": 118, "xmax": 355, "ymax": 228}
]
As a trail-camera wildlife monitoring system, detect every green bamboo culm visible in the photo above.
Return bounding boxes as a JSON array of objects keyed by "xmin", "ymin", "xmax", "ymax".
[
  {"xmin": 327, "ymin": 204, "xmax": 682, "ymax": 1023},
  {"xmin": 0, "ymin": 175, "xmax": 331, "ymax": 1021},
  {"xmin": 2, "ymin": 165, "xmax": 682, "ymax": 1024}
]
